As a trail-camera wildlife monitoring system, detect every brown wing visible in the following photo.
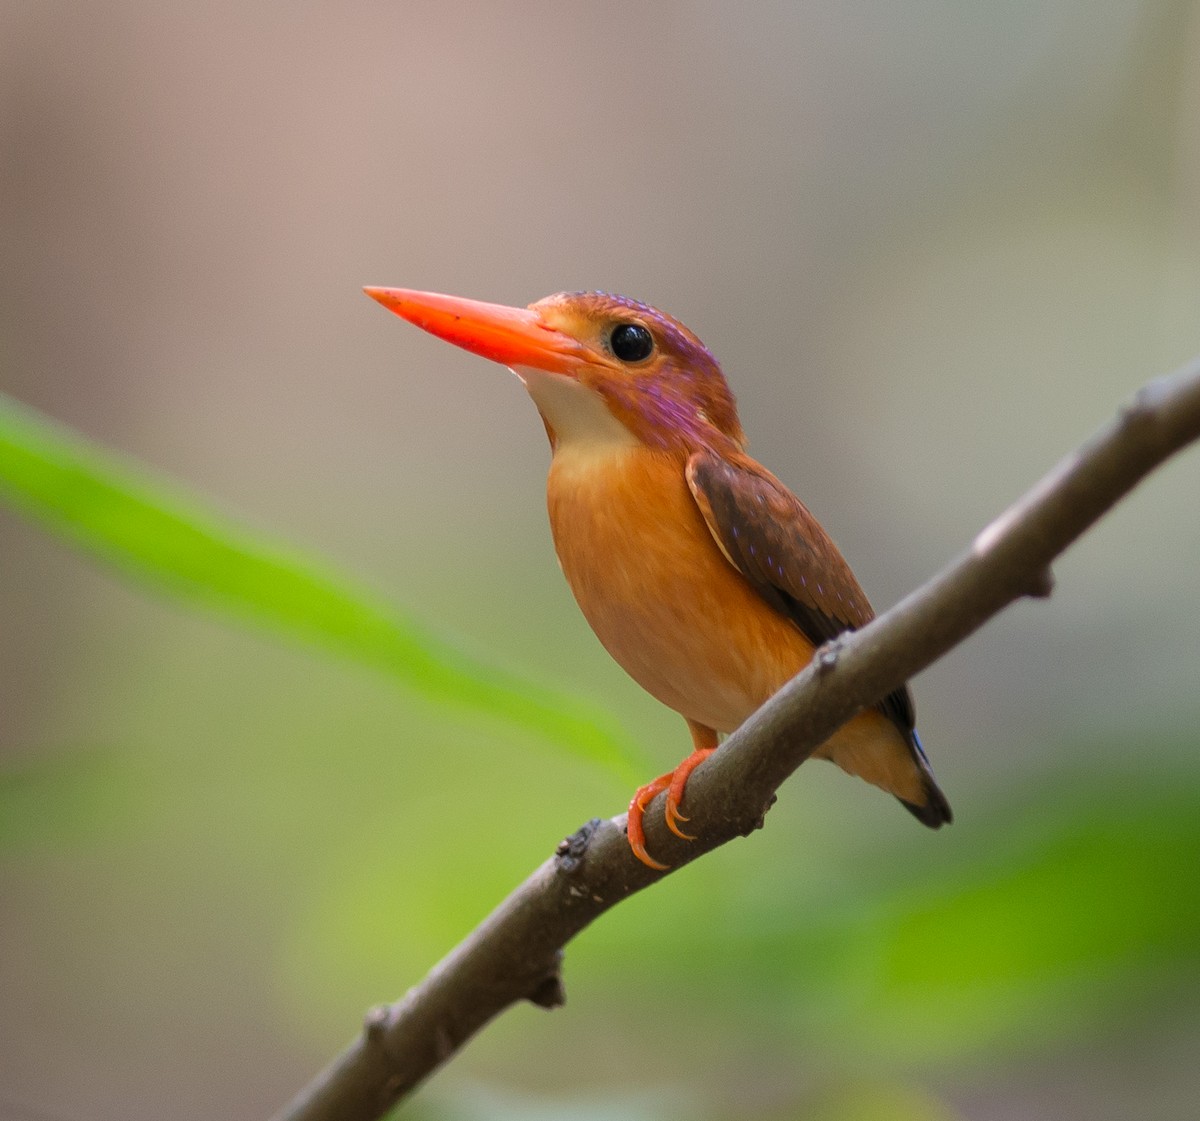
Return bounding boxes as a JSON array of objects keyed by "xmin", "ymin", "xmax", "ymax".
[{"xmin": 685, "ymin": 449, "xmax": 916, "ymax": 734}]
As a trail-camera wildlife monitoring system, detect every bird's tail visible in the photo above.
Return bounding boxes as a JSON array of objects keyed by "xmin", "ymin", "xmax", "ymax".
[
  {"xmin": 897, "ymin": 729, "xmax": 953, "ymax": 828},
  {"xmin": 817, "ymin": 713, "xmax": 953, "ymax": 827}
]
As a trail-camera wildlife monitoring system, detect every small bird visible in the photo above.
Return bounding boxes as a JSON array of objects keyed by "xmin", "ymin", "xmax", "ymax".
[{"xmin": 365, "ymin": 287, "xmax": 951, "ymax": 868}]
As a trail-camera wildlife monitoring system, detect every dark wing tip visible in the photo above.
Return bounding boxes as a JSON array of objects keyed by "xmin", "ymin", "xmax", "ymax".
[
  {"xmin": 898, "ymin": 726, "xmax": 953, "ymax": 827},
  {"xmin": 898, "ymin": 779, "xmax": 954, "ymax": 828}
]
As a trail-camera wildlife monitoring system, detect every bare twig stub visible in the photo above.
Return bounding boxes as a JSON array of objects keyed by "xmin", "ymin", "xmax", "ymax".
[{"xmin": 271, "ymin": 358, "xmax": 1200, "ymax": 1121}]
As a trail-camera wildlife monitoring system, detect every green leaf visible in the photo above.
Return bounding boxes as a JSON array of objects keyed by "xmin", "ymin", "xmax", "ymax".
[{"xmin": 0, "ymin": 392, "xmax": 644, "ymax": 781}]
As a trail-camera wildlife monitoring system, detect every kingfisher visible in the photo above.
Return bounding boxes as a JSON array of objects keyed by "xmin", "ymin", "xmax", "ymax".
[{"xmin": 365, "ymin": 287, "xmax": 951, "ymax": 868}]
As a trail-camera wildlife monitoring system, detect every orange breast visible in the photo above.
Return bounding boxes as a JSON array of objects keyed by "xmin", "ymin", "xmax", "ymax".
[
  {"xmin": 546, "ymin": 442, "xmax": 930, "ymax": 807},
  {"xmin": 546, "ymin": 443, "xmax": 815, "ymax": 733}
]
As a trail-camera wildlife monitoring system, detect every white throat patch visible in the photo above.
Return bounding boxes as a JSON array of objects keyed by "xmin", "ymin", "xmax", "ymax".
[{"xmin": 513, "ymin": 366, "xmax": 639, "ymax": 451}]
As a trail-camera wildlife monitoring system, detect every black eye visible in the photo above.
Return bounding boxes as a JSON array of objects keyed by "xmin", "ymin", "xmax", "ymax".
[{"xmin": 609, "ymin": 322, "xmax": 654, "ymax": 363}]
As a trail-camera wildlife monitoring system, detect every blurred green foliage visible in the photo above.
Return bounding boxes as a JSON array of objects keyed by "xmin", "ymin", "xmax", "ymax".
[
  {"xmin": 303, "ymin": 766, "xmax": 1200, "ymax": 1043},
  {"xmin": 0, "ymin": 747, "xmax": 145, "ymax": 853},
  {"xmin": 0, "ymin": 390, "xmax": 644, "ymax": 781}
]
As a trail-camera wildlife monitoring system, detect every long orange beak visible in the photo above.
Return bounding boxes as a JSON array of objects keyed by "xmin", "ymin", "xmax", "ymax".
[{"xmin": 364, "ymin": 287, "xmax": 586, "ymax": 375}]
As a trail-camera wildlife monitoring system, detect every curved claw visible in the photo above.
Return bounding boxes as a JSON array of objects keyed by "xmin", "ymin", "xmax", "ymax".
[
  {"xmin": 627, "ymin": 773, "xmax": 674, "ymax": 870},
  {"xmin": 627, "ymin": 827, "xmax": 669, "ymax": 871},
  {"xmin": 624, "ymin": 741, "xmax": 719, "ymax": 865},
  {"xmin": 664, "ymin": 798, "xmax": 696, "ymax": 840},
  {"xmin": 663, "ymin": 744, "xmax": 716, "ymax": 839}
]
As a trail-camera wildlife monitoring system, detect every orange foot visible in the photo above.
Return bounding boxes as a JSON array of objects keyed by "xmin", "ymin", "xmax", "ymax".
[{"xmin": 626, "ymin": 721, "xmax": 718, "ymax": 869}]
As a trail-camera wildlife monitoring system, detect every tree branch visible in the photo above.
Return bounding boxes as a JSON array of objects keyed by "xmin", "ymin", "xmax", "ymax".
[{"xmin": 270, "ymin": 358, "xmax": 1200, "ymax": 1121}]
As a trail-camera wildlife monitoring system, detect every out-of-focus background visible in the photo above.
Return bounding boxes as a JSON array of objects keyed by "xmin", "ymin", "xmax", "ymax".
[{"xmin": 3, "ymin": 3, "xmax": 1199, "ymax": 1119}]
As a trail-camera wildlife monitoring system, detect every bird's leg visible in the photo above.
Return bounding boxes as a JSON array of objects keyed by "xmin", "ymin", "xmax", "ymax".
[
  {"xmin": 626, "ymin": 721, "xmax": 719, "ymax": 870},
  {"xmin": 663, "ymin": 721, "xmax": 718, "ymax": 840}
]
